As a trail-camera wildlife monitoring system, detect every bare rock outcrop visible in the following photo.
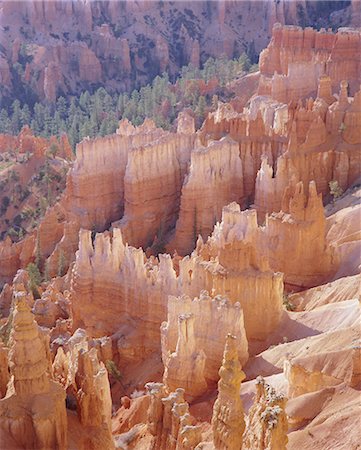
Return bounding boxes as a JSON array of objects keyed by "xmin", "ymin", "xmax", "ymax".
[
  {"xmin": 169, "ymin": 137, "xmax": 244, "ymax": 256},
  {"xmin": 209, "ymin": 180, "xmax": 336, "ymax": 292},
  {"xmin": 66, "ymin": 119, "xmax": 166, "ymax": 231},
  {"xmin": 0, "ymin": 290, "xmax": 67, "ymax": 449},
  {"xmin": 259, "ymin": 24, "xmax": 361, "ymax": 99},
  {"xmin": 242, "ymin": 376, "xmax": 288, "ymax": 450},
  {"xmin": 33, "ymin": 283, "xmax": 70, "ymax": 328},
  {"xmin": 211, "ymin": 334, "xmax": 246, "ymax": 450},
  {"xmin": 180, "ymin": 205, "xmax": 284, "ymax": 340},
  {"xmin": 263, "ymin": 181, "xmax": 336, "ymax": 289},
  {"xmin": 70, "ymin": 228, "xmax": 177, "ymax": 362},
  {"xmin": 75, "ymin": 347, "xmax": 115, "ymax": 450},
  {"xmin": 118, "ymin": 131, "xmax": 194, "ymax": 249},
  {"xmin": 162, "ymin": 292, "xmax": 248, "ymax": 398},
  {"xmin": 145, "ymin": 383, "xmax": 201, "ymax": 450},
  {"xmin": 0, "ymin": 342, "xmax": 9, "ymax": 398}
]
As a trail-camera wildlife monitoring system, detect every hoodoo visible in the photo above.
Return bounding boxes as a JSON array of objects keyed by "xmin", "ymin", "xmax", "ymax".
[{"xmin": 0, "ymin": 4, "xmax": 360, "ymax": 449}]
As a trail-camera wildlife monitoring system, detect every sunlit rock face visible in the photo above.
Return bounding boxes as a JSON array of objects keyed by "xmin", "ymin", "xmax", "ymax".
[
  {"xmin": 242, "ymin": 376, "xmax": 288, "ymax": 450},
  {"xmin": 0, "ymin": 19, "xmax": 360, "ymax": 450},
  {"xmin": 161, "ymin": 293, "xmax": 248, "ymax": 399},
  {"xmin": 0, "ymin": 290, "xmax": 67, "ymax": 450},
  {"xmin": 259, "ymin": 24, "xmax": 361, "ymax": 98},
  {"xmin": 169, "ymin": 136, "xmax": 244, "ymax": 256},
  {"xmin": 211, "ymin": 334, "xmax": 246, "ymax": 450}
]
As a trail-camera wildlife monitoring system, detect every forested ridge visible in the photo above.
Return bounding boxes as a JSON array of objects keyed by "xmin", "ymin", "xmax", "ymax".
[{"xmin": 0, "ymin": 55, "xmax": 257, "ymax": 149}]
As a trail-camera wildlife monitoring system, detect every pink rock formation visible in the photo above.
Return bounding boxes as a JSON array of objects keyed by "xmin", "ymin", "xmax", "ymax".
[
  {"xmin": 0, "ymin": 283, "xmax": 13, "ymax": 318},
  {"xmin": 181, "ymin": 204, "xmax": 284, "ymax": 340},
  {"xmin": 259, "ymin": 24, "xmax": 361, "ymax": 98},
  {"xmin": 169, "ymin": 137, "xmax": 244, "ymax": 256},
  {"xmin": 211, "ymin": 334, "xmax": 246, "ymax": 450},
  {"xmin": 66, "ymin": 119, "xmax": 167, "ymax": 231},
  {"xmin": 0, "ymin": 235, "xmax": 35, "ymax": 286},
  {"xmin": 1, "ymin": 22, "xmax": 360, "ymax": 450},
  {"xmin": 162, "ymin": 313, "xmax": 208, "ymax": 401},
  {"xmin": 162, "ymin": 292, "xmax": 248, "ymax": 396},
  {"xmin": 33, "ymin": 284, "xmax": 70, "ymax": 328},
  {"xmin": 0, "ymin": 291, "xmax": 67, "ymax": 449},
  {"xmin": 0, "ymin": 342, "xmax": 9, "ymax": 398},
  {"xmin": 75, "ymin": 347, "xmax": 114, "ymax": 449},
  {"xmin": 70, "ymin": 222, "xmax": 282, "ymax": 371},
  {"xmin": 243, "ymin": 377, "xmax": 288, "ymax": 450},
  {"xmin": 262, "ymin": 181, "xmax": 336, "ymax": 289},
  {"xmin": 145, "ymin": 384, "xmax": 201, "ymax": 450},
  {"xmin": 70, "ymin": 228, "xmax": 177, "ymax": 361},
  {"xmin": 119, "ymin": 131, "xmax": 194, "ymax": 248},
  {"xmin": 1, "ymin": 1, "xmax": 357, "ymax": 102}
]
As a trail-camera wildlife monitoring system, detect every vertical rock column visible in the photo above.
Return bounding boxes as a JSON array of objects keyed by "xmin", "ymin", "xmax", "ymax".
[
  {"xmin": 0, "ymin": 291, "xmax": 67, "ymax": 450},
  {"xmin": 0, "ymin": 342, "xmax": 9, "ymax": 398},
  {"xmin": 75, "ymin": 347, "xmax": 115, "ymax": 449},
  {"xmin": 163, "ymin": 313, "xmax": 207, "ymax": 401},
  {"xmin": 145, "ymin": 384, "xmax": 201, "ymax": 450},
  {"xmin": 243, "ymin": 376, "xmax": 288, "ymax": 450},
  {"xmin": 211, "ymin": 334, "xmax": 246, "ymax": 450}
]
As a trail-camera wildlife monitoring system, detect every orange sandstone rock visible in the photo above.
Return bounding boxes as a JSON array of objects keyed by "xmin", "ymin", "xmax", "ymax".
[
  {"xmin": 75, "ymin": 347, "xmax": 115, "ymax": 449},
  {"xmin": 0, "ymin": 342, "xmax": 9, "ymax": 398},
  {"xmin": 242, "ymin": 376, "xmax": 288, "ymax": 450},
  {"xmin": 211, "ymin": 334, "xmax": 246, "ymax": 450},
  {"xmin": 169, "ymin": 137, "xmax": 244, "ymax": 256},
  {"xmin": 162, "ymin": 292, "xmax": 248, "ymax": 395},
  {"xmin": 0, "ymin": 290, "xmax": 67, "ymax": 449}
]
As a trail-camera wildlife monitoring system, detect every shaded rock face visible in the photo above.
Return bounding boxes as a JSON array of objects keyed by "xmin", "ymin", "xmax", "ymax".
[
  {"xmin": 75, "ymin": 347, "xmax": 115, "ymax": 450},
  {"xmin": 168, "ymin": 137, "xmax": 244, "ymax": 256},
  {"xmin": 1, "ymin": 1, "xmax": 358, "ymax": 102}
]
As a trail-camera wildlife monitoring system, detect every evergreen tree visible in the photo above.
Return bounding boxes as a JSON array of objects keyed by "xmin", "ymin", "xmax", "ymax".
[
  {"xmin": 20, "ymin": 104, "xmax": 31, "ymax": 127},
  {"xmin": 0, "ymin": 109, "xmax": 11, "ymax": 133},
  {"xmin": 26, "ymin": 262, "xmax": 42, "ymax": 299},
  {"xmin": 196, "ymin": 96, "xmax": 207, "ymax": 119},
  {"xmin": 11, "ymin": 100, "xmax": 22, "ymax": 134},
  {"xmin": 56, "ymin": 96, "xmax": 68, "ymax": 119}
]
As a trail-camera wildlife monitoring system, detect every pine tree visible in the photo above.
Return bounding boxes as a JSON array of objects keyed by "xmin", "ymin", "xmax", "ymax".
[
  {"xmin": 0, "ymin": 109, "xmax": 11, "ymax": 133},
  {"xmin": 11, "ymin": 100, "xmax": 22, "ymax": 134},
  {"xmin": 20, "ymin": 104, "xmax": 31, "ymax": 127},
  {"xmin": 26, "ymin": 262, "xmax": 42, "ymax": 299},
  {"xmin": 56, "ymin": 96, "xmax": 68, "ymax": 120}
]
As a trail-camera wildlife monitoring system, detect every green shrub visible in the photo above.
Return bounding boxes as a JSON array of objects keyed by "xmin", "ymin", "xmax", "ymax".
[
  {"xmin": 329, "ymin": 180, "xmax": 343, "ymax": 200},
  {"xmin": 26, "ymin": 262, "xmax": 41, "ymax": 298},
  {"xmin": 105, "ymin": 360, "xmax": 122, "ymax": 382}
]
